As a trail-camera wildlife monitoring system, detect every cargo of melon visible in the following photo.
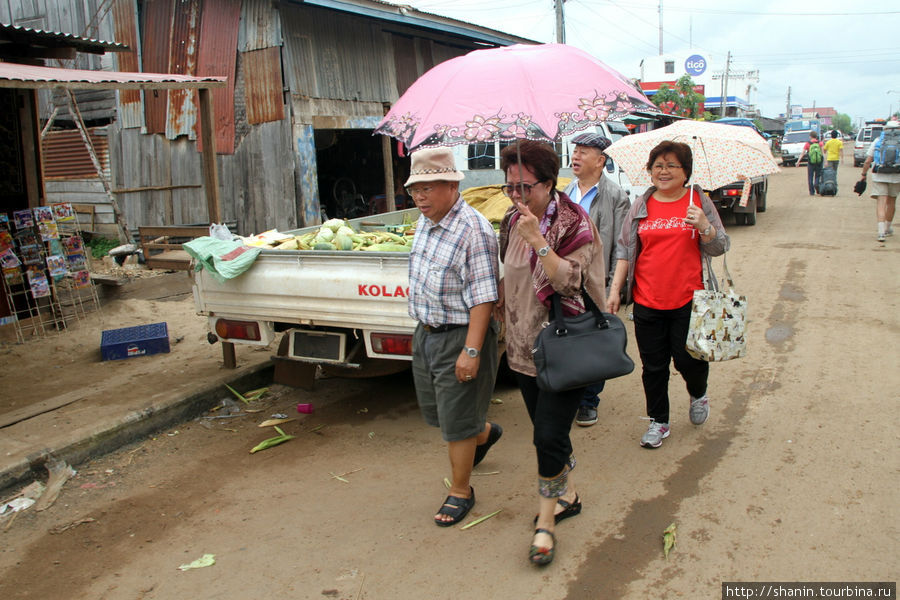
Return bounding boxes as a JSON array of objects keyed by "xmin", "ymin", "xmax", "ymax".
[{"xmin": 241, "ymin": 217, "xmax": 414, "ymax": 252}]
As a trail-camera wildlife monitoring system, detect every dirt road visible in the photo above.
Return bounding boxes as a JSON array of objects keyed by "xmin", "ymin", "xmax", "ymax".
[{"xmin": 1, "ymin": 161, "xmax": 897, "ymax": 599}]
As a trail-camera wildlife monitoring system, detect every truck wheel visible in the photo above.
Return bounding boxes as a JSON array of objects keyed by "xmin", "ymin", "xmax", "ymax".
[
  {"xmin": 744, "ymin": 210, "xmax": 756, "ymax": 226},
  {"xmin": 756, "ymin": 185, "xmax": 767, "ymax": 213}
]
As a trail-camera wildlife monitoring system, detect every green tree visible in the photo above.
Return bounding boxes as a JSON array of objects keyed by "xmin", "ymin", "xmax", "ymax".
[
  {"xmin": 831, "ymin": 113, "xmax": 852, "ymax": 133},
  {"xmin": 651, "ymin": 75, "xmax": 706, "ymax": 119}
]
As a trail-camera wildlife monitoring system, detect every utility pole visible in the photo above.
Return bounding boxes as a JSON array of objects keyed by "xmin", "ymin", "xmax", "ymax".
[
  {"xmin": 720, "ymin": 51, "xmax": 731, "ymax": 117},
  {"xmin": 555, "ymin": 0, "xmax": 565, "ymax": 44},
  {"xmin": 786, "ymin": 86, "xmax": 791, "ymax": 119},
  {"xmin": 658, "ymin": 0, "xmax": 663, "ymax": 55}
]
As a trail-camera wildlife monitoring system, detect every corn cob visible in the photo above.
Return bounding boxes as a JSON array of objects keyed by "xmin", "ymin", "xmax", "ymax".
[{"xmin": 249, "ymin": 426, "xmax": 295, "ymax": 453}]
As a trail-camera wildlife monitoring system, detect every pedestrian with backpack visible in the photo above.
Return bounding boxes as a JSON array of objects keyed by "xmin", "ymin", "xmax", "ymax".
[
  {"xmin": 803, "ymin": 131, "xmax": 825, "ymax": 196},
  {"xmin": 860, "ymin": 120, "xmax": 900, "ymax": 242}
]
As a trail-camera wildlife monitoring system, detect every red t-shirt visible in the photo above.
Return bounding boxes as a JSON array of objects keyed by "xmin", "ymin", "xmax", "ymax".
[{"xmin": 633, "ymin": 190, "xmax": 703, "ymax": 310}]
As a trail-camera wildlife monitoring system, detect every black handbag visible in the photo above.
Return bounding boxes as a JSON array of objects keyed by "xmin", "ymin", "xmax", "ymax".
[{"xmin": 532, "ymin": 289, "xmax": 635, "ymax": 393}]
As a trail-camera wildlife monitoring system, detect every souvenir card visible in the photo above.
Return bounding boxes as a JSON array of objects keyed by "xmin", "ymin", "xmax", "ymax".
[
  {"xmin": 0, "ymin": 248, "xmax": 21, "ymax": 269},
  {"xmin": 62, "ymin": 235, "xmax": 84, "ymax": 254},
  {"xmin": 28, "ymin": 270, "xmax": 51, "ymax": 298},
  {"xmin": 48, "ymin": 238, "xmax": 64, "ymax": 257},
  {"xmin": 38, "ymin": 221, "xmax": 59, "ymax": 241},
  {"xmin": 34, "ymin": 206, "xmax": 54, "ymax": 224},
  {"xmin": 20, "ymin": 244, "xmax": 43, "ymax": 266},
  {"xmin": 46, "ymin": 255, "xmax": 67, "ymax": 277},
  {"xmin": 3, "ymin": 267, "xmax": 22, "ymax": 285},
  {"xmin": 72, "ymin": 270, "xmax": 91, "ymax": 289},
  {"xmin": 14, "ymin": 230, "xmax": 38, "ymax": 248},
  {"xmin": 66, "ymin": 252, "xmax": 87, "ymax": 271},
  {"xmin": 13, "ymin": 209, "xmax": 34, "ymax": 230},
  {"xmin": 0, "ymin": 229, "xmax": 13, "ymax": 252},
  {"xmin": 52, "ymin": 203, "xmax": 75, "ymax": 222}
]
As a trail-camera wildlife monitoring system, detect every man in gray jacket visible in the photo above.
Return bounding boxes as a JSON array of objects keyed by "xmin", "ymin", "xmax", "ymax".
[{"xmin": 564, "ymin": 132, "xmax": 631, "ymax": 427}]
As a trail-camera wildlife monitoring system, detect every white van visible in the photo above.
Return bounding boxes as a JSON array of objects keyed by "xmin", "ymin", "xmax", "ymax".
[
  {"xmin": 452, "ymin": 120, "xmax": 646, "ymax": 202},
  {"xmin": 854, "ymin": 124, "xmax": 884, "ymax": 167}
]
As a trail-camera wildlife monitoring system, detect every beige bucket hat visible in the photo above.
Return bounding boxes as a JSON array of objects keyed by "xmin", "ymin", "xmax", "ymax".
[{"xmin": 404, "ymin": 147, "xmax": 465, "ymax": 186}]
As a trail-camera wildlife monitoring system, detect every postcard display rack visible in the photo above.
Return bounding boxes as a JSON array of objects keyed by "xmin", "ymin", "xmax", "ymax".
[{"xmin": 0, "ymin": 204, "xmax": 100, "ymax": 342}]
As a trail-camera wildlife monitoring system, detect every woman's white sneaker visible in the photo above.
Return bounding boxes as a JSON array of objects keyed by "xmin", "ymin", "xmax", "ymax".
[
  {"xmin": 640, "ymin": 421, "xmax": 670, "ymax": 448},
  {"xmin": 690, "ymin": 395, "xmax": 710, "ymax": 425}
]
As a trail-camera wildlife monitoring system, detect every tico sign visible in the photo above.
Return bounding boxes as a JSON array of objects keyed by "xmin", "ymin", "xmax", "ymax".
[{"xmin": 684, "ymin": 55, "xmax": 707, "ymax": 76}]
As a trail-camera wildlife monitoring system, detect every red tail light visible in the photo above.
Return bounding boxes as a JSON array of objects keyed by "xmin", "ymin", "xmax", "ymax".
[
  {"xmin": 371, "ymin": 333, "xmax": 413, "ymax": 356},
  {"xmin": 724, "ymin": 189, "xmax": 742, "ymax": 197},
  {"xmin": 215, "ymin": 319, "xmax": 261, "ymax": 341}
]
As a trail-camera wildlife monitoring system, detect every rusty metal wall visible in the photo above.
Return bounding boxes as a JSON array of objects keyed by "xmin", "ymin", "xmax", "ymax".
[
  {"xmin": 111, "ymin": 0, "xmax": 143, "ymax": 129},
  {"xmin": 194, "ymin": 0, "xmax": 240, "ymax": 154},
  {"xmin": 238, "ymin": 0, "xmax": 281, "ymax": 52},
  {"xmin": 141, "ymin": 0, "xmax": 173, "ymax": 134},
  {"xmin": 41, "ymin": 127, "xmax": 110, "ymax": 180},
  {"xmin": 242, "ymin": 46, "xmax": 284, "ymax": 125},
  {"xmin": 165, "ymin": 0, "xmax": 200, "ymax": 140},
  {"xmin": 281, "ymin": 4, "xmax": 394, "ymax": 104}
]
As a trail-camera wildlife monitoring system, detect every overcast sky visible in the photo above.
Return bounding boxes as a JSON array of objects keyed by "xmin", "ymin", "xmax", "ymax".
[{"xmin": 396, "ymin": 0, "xmax": 900, "ymax": 127}]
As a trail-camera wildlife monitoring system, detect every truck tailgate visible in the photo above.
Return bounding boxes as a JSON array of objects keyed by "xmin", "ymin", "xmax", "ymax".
[{"xmin": 193, "ymin": 250, "xmax": 413, "ymax": 331}]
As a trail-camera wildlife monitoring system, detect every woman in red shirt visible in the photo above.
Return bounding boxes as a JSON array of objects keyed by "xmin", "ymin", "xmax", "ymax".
[{"xmin": 607, "ymin": 141, "xmax": 730, "ymax": 448}]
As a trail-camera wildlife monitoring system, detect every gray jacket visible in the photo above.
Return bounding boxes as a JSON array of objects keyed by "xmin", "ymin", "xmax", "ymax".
[
  {"xmin": 614, "ymin": 185, "xmax": 730, "ymax": 305},
  {"xmin": 564, "ymin": 175, "xmax": 630, "ymax": 285}
]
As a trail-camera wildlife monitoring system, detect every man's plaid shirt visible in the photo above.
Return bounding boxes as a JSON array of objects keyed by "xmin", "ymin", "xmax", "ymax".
[{"xmin": 408, "ymin": 196, "xmax": 499, "ymax": 327}]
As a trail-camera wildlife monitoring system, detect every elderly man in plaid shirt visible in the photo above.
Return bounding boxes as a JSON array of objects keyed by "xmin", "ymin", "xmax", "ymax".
[{"xmin": 406, "ymin": 147, "xmax": 502, "ymax": 527}]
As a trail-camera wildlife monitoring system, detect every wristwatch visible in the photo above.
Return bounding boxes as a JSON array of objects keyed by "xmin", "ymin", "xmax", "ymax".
[
  {"xmin": 701, "ymin": 224, "xmax": 712, "ymax": 236},
  {"xmin": 463, "ymin": 346, "xmax": 480, "ymax": 358},
  {"xmin": 537, "ymin": 245, "xmax": 551, "ymax": 257}
]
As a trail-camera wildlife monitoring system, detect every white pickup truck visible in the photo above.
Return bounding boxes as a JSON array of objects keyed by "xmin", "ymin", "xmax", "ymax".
[{"xmin": 193, "ymin": 208, "xmax": 425, "ymax": 386}]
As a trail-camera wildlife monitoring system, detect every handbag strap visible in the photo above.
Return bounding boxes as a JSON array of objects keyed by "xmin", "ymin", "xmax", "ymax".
[
  {"xmin": 548, "ymin": 287, "xmax": 607, "ymax": 335},
  {"xmin": 702, "ymin": 251, "xmax": 735, "ymax": 292}
]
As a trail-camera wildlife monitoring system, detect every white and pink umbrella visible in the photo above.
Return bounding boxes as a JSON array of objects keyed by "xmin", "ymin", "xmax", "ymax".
[{"xmin": 604, "ymin": 119, "xmax": 780, "ymax": 192}]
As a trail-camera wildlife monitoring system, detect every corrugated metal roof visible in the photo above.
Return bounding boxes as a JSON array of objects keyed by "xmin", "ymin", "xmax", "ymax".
[
  {"xmin": 293, "ymin": 0, "xmax": 537, "ymax": 46},
  {"xmin": 0, "ymin": 62, "xmax": 226, "ymax": 89},
  {"xmin": 0, "ymin": 22, "xmax": 128, "ymax": 53}
]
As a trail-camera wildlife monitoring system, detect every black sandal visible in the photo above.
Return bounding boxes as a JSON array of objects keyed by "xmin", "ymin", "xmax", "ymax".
[
  {"xmin": 473, "ymin": 423, "xmax": 502, "ymax": 467},
  {"xmin": 529, "ymin": 528, "xmax": 556, "ymax": 566},
  {"xmin": 434, "ymin": 486, "xmax": 475, "ymax": 527},
  {"xmin": 533, "ymin": 494, "xmax": 582, "ymax": 525}
]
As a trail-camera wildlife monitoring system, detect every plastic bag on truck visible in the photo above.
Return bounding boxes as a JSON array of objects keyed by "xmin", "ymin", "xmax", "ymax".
[
  {"xmin": 209, "ymin": 223, "xmax": 233, "ymax": 241},
  {"xmin": 183, "ymin": 237, "xmax": 261, "ymax": 282}
]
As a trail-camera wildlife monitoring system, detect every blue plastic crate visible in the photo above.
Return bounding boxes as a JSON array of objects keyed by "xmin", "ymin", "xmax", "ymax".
[{"xmin": 101, "ymin": 322, "xmax": 170, "ymax": 361}]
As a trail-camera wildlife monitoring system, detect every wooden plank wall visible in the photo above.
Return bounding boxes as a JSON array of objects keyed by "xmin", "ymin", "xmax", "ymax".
[{"xmin": 108, "ymin": 116, "xmax": 295, "ymax": 236}]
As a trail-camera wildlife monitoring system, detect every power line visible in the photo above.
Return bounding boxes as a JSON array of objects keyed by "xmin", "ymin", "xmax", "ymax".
[
  {"xmin": 573, "ymin": 0, "xmax": 695, "ymax": 50},
  {"xmin": 741, "ymin": 48, "xmax": 900, "ymax": 58},
  {"xmin": 600, "ymin": 1, "xmax": 900, "ymax": 17},
  {"xmin": 567, "ymin": 1, "xmax": 658, "ymax": 54}
]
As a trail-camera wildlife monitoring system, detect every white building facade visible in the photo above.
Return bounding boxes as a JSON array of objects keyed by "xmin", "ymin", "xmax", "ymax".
[{"xmin": 639, "ymin": 50, "xmax": 760, "ymax": 117}]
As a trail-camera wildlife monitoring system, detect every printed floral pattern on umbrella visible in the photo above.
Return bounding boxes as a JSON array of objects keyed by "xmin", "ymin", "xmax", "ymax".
[{"xmin": 376, "ymin": 44, "xmax": 659, "ymax": 150}]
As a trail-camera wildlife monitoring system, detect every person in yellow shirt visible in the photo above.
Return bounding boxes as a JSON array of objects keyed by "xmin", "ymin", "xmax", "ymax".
[{"xmin": 824, "ymin": 130, "xmax": 844, "ymax": 170}]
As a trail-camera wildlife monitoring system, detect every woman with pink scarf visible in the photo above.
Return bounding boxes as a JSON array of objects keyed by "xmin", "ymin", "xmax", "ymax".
[{"xmin": 497, "ymin": 140, "xmax": 608, "ymax": 566}]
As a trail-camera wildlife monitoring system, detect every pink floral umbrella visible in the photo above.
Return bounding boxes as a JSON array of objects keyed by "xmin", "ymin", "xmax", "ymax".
[
  {"xmin": 375, "ymin": 43, "xmax": 658, "ymax": 150},
  {"xmin": 604, "ymin": 119, "xmax": 780, "ymax": 191}
]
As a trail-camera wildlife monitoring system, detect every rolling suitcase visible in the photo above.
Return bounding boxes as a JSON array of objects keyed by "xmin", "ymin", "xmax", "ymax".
[{"xmin": 819, "ymin": 166, "xmax": 837, "ymax": 196}]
